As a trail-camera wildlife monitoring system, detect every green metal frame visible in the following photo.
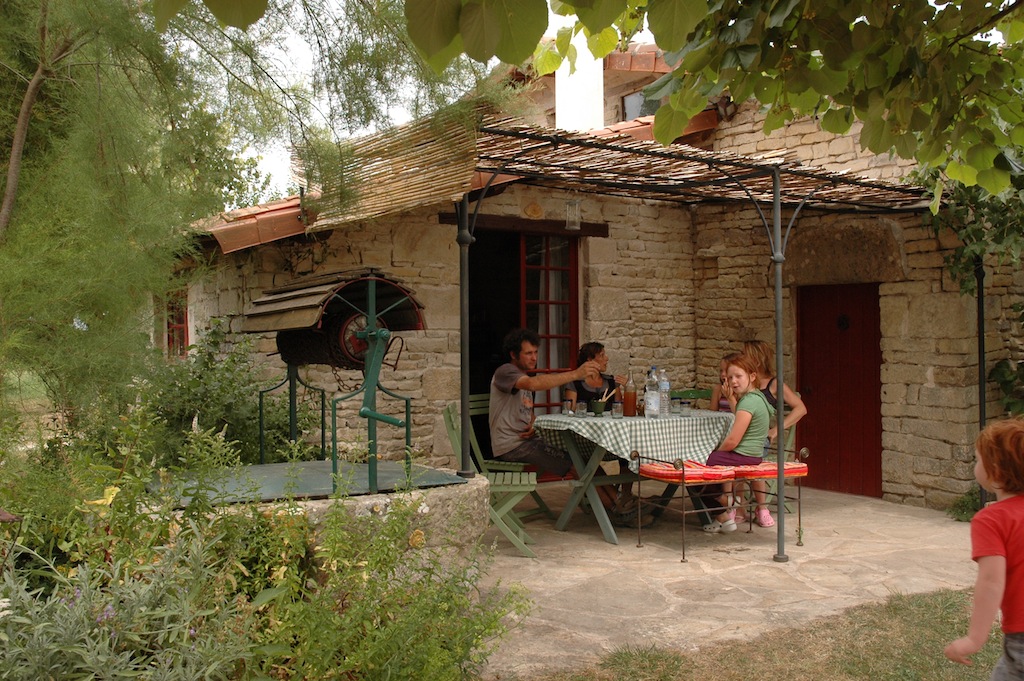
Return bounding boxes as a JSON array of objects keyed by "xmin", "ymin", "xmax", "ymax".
[
  {"xmin": 329, "ymin": 278, "xmax": 413, "ymax": 494},
  {"xmin": 258, "ymin": 364, "xmax": 327, "ymax": 464}
]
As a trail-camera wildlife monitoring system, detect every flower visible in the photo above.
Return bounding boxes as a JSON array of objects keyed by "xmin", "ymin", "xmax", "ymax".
[
  {"xmin": 408, "ymin": 529, "xmax": 425, "ymax": 549},
  {"xmin": 96, "ymin": 604, "xmax": 116, "ymax": 624}
]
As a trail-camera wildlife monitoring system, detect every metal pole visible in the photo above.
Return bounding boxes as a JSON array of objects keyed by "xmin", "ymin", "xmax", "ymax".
[
  {"xmin": 772, "ymin": 168, "xmax": 788, "ymax": 563},
  {"xmin": 976, "ymin": 256, "xmax": 988, "ymax": 506},
  {"xmin": 456, "ymin": 195, "xmax": 476, "ymax": 478}
]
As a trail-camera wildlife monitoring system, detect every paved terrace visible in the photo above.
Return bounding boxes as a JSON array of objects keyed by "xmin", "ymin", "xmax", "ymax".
[{"xmin": 479, "ymin": 486, "xmax": 976, "ymax": 680}]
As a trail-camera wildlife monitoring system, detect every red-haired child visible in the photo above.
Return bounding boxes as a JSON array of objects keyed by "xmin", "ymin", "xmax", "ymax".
[{"xmin": 945, "ymin": 418, "xmax": 1024, "ymax": 678}]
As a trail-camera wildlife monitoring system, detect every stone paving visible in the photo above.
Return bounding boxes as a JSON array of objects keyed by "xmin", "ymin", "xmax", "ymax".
[{"xmin": 479, "ymin": 486, "xmax": 976, "ymax": 680}]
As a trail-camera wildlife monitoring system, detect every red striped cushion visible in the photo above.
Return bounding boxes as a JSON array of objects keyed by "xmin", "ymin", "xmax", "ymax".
[
  {"xmin": 639, "ymin": 462, "xmax": 735, "ymax": 483},
  {"xmin": 733, "ymin": 462, "xmax": 809, "ymax": 479}
]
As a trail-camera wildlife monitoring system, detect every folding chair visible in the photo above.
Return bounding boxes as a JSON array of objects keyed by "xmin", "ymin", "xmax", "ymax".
[{"xmin": 443, "ymin": 401, "xmax": 538, "ymax": 557}]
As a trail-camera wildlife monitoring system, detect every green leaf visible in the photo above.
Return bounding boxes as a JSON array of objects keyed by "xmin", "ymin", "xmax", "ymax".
[
  {"xmin": 977, "ymin": 166, "xmax": 1011, "ymax": 195},
  {"xmin": 423, "ymin": 33, "xmax": 464, "ymax": 73},
  {"xmin": 459, "ymin": 0, "xmax": 502, "ymax": 62},
  {"xmin": 966, "ymin": 142, "xmax": 999, "ymax": 170},
  {"xmin": 405, "ymin": 0, "xmax": 462, "ymax": 58},
  {"xmin": 946, "ymin": 160, "xmax": 978, "ymax": 187},
  {"xmin": 652, "ymin": 103, "xmax": 692, "ymax": 144},
  {"xmin": 533, "ymin": 42, "xmax": 563, "ymax": 76},
  {"xmin": 893, "ymin": 132, "xmax": 917, "ymax": 159},
  {"xmin": 252, "ymin": 586, "xmax": 289, "ymax": 608},
  {"xmin": 555, "ymin": 25, "xmax": 573, "ymax": 55},
  {"xmin": 200, "ymin": 0, "xmax": 268, "ymax": 30},
  {"xmin": 647, "ymin": 0, "xmax": 710, "ymax": 52},
  {"xmin": 929, "ymin": 177, "xmax": 943, "ymax": 215},
  {"xmin": 999, "ymin": 18, "xmax": 1024, "ymax": 44},
  {"xmin": 820, "ymin": 107, "xmax": 853, "ymax": 134},
  {"xmin": 804, "ymin": 67, "xmax": 849, "ymax": 96},
  {"xmin": 859, "ymin": 116, "xmax": 891, "ymax": 153},
  {"xmin": 576, "ymin": 0, "xmax": 628, "ymax": 34},
  {"xmin": 644, "ymin": 72, "xmax": 683, "ymax": 100},
  {"xmin": 253, "ymin": 644, "xmax": 292, "ymax": 657},
  {"xmin": 721, "ymin": 44, "xmax": 760, "ymax": 70},
  {"xmin": 669, "ymin": 83, "xmax": 709, "ymax": 117},
  {"xmin": 493, "ymin": 0, "xmax": 549, "ymax": 64},
  {"xmin": 788, "ymin": 87, "xmax": 820, "ymax": 112},
  {"xmin": 586, "ymin": 26, "xmax": 620, "ymax": 58},
  {"xmin": 767, "ymin": 0, "xmax": 802, "ymax": 28},
  {"xmin": 154, "ymin": 0, "xmax": 189, "ymax": 31}
]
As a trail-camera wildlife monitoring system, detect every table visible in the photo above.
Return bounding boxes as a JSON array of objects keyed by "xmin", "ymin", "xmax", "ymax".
[{"xmin": 534, "ymin": 410, "xmax": 734, "ymax": 544}]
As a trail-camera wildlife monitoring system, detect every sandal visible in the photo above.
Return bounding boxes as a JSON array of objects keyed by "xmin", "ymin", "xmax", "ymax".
[
  {"xmin": 703, "ymin": 518, "xmax": 737, "ymax": 534},
  {"xmin": 755, "ymin": 507, "xmax": 775, "ymax": 527}
]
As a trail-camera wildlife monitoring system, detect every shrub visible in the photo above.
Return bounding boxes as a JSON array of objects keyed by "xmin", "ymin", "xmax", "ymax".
[
  {"xmin": 142, "ymin": 321, "xmax": 321, "ymax": 466},
  {"xmin": 1, "ymin": 426, "xmax": 530, "ymax": 679},
  {"xmin": 0, "ymin": 525, "xmax": 256, "ymax": 681}
]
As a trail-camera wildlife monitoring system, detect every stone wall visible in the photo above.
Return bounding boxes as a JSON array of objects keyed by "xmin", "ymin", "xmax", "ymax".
[
  {"xmin": 714, "ymin": 101, "xmax": 918, "ymax": 181},
  {"xmin": 189, "ymin": 185, "xmax": 695, "ymax": 470}
]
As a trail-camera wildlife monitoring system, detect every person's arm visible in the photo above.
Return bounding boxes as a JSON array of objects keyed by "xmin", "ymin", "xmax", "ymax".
[
  {"xmin": 768, "ymin": 382, "xmax": 808, "ymax": 441},
  {"xmin": 710, "ymin": 383, "xmax": 723, "ymax": 410},
  {"xmin": 718, "ymin": 408, "xmax": 752, "ymax": 451},
  {"xmin": 515, "ymin": 360, "xmax": 600, "ymax": 393},
  {"xmin": 945, "ymin": 554, "xmax": 1006, "ymax": 664}
]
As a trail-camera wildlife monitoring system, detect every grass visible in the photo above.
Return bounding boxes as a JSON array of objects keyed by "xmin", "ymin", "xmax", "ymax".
[{"xmin": 529, "ymin": 589, "xmax": 1000, "ymax": 681}]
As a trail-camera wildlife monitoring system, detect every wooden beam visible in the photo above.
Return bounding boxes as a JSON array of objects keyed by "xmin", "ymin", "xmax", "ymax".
[{"xmin": 437, "ymin": 212, "xmax": 609, "ymax": 238}]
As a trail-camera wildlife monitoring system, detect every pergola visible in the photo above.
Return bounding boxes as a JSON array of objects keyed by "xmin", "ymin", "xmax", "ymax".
[{"xmin": 288, "ymin": 108, "xmax": 934, "ymax": 559}]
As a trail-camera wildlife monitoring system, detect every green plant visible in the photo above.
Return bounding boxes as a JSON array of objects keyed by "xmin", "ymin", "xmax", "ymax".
[
  {"xmin": 253, "ymin": 496, "xmax": 532, "ymax": 680},
  {"xmin": 948, "ymin": 485, "xmax": 985, "ymax": 522},
  {"xmin": 144, "ymin": 321, "xmax": 319, "ymax": 466},
  {"xmin": 0, "ymin": 525, "xmax": 256, "ymax": 680},
  {"xmin": 990, "ymin": 358, "xmax": 1024, "ymax": 416}
]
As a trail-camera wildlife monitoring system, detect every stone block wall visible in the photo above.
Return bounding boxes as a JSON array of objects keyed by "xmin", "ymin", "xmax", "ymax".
[
  {"xmin": 714, "ymin": 101, "xmax": 918, "ymax": 182},
  {"xmin": 188, "ymin": 185, "xmax": 695, "ymax": 469}
]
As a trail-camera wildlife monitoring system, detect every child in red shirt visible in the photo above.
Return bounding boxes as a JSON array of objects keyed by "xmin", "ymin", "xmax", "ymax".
[{"xmin": 945, "ymin": 418, "xmax": 1024, "ymax": 678}]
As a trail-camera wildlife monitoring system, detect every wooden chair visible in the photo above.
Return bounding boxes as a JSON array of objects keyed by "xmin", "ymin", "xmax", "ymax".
[
  {"xmin": 442, "ymin": 401, "xmax": 538, "ymax": 557},
  {"xmin": 442, "ymin": 395, "xmax": 571, "ymax": 521}
]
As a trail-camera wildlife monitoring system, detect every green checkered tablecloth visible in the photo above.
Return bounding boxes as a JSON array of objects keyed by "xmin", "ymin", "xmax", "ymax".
[{"xmin": 534, "ymin": 410, "xmax": 735, "ymax": 471}]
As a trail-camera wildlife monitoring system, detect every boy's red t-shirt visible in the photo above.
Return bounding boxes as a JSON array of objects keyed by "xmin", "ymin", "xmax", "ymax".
[{"xmin": 972, "ymin": 494, "xmax": 1024, "ymax": 633}]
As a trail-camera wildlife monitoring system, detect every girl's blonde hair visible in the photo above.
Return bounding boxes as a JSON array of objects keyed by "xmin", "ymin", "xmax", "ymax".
[
  {"xmin": 976, "ymin": 418, "xmax": 1024, "ymax": 494},
  {"xmin": 742, "ymin": 340, "xmax": 774, "ymax": 379},
  {"xmin": 725, "ymin": 354, "xmax": 760, "ymax": 398}
]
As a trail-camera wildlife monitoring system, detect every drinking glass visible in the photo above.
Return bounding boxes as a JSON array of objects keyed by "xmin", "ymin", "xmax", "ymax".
[
  {"xmin": 562, "ymin": 399, "xmax": 574, "ymax": 415},
  {"xmin": 611, "ymin": 401, "xmax": 624, "ymax": 418}
]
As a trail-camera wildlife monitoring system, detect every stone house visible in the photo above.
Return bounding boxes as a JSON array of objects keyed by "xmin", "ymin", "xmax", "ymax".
[{"xmin": 180, "ymin": 46, "xmax": 1024, "ymax": 511}]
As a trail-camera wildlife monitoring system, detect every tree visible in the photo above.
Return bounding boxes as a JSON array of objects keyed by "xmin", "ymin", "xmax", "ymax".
[
  {"xmin": 164, "ymin": 0, "xmax": 1024, "ymax": 197},
  {"xmin": 0, "ymin": 0, "xmax": 482, "ymax": 423}
]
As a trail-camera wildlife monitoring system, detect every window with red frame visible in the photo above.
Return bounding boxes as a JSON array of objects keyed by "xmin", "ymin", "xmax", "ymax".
[{"xmin": 166, "ymin": 290, "xmax": 189, "ymax": 358}]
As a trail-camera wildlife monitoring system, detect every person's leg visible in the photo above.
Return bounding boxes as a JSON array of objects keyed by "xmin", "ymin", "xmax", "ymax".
[
  {"xmin": 991, "ymin": 633, "xmax": 1024, "ymax": 681},
  {"xmin": 494, "ymin": 437, "xmax": 571, "ymax": 477}
]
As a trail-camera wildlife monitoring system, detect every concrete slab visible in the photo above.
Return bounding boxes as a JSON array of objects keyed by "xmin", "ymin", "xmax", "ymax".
[{"xmin": 480, "ymin": 486, "xmax": 976, "ymax": 680}]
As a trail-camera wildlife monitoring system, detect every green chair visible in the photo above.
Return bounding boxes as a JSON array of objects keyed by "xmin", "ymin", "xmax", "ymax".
[
  {"xmin": 671, "ymin": 388, "xmax": 712, "ymax": 409},
  {"xmin": 442, "ymin": 394, "xmax": 561, "ymax": 520},
  {"xmin": 443, "ymin": 401, "xmax": 538, "ymax": 557}
]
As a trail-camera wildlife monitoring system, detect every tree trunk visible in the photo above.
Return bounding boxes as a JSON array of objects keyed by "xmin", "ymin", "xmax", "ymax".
[{"xmin": 0, "ymin": 62, "xmax": 47, "ymax": 243}]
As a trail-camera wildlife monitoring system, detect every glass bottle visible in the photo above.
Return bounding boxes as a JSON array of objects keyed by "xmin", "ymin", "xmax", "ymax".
[{"xmin": 623, "ymin": 372, "xmax": 637, "ymax": 417}]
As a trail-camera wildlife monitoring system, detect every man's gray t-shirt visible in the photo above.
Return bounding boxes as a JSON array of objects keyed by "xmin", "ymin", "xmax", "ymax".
[{"xmin": 489, "ymin": 362, "xmax": 534, "ymax": 456}]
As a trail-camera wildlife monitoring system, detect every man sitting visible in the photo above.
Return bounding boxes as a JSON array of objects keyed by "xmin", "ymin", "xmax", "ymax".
[{"xmin": 489, "ymin": 328, "xmax": 599, "ymax": 476}]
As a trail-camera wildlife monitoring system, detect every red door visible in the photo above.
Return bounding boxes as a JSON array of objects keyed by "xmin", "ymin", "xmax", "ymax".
[{"xmin": 796, "ymin": 284, "xmax": 882, "ymax": 496}]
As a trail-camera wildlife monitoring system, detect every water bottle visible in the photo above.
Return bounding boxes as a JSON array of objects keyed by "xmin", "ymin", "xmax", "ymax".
[
  {"xmin": 644, "ymin": 366, "xmax": 660, "ymax": 418},
  {"xmin": 658, "ymin": 368, "xmax": 671, "ymax": 418}
]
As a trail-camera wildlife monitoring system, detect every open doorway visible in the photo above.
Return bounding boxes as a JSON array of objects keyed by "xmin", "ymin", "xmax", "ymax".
[{"xmin": 468, "ymin": 229, "xmax": 580, "ymax": 454}]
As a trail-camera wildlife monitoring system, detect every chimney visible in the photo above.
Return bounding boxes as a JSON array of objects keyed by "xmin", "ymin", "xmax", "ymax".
[{"xmin": 550, "ymin": 17, "xmax": 604, "ymax": 131}]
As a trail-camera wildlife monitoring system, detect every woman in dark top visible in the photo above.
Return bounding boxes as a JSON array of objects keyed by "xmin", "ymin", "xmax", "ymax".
[
  {"xmin": 742, "ymin": 340, "xmax": 808, "ymax": 444},
  {"xmin": 563, "ymin": 342, "xmax": 643, "ymax": 524}
]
